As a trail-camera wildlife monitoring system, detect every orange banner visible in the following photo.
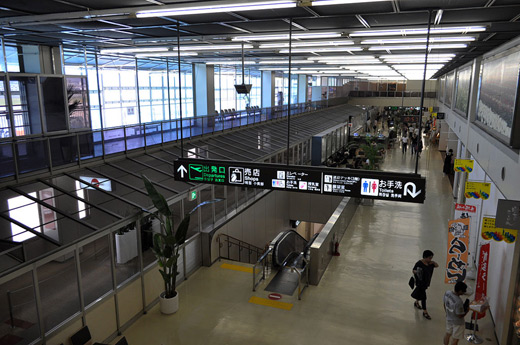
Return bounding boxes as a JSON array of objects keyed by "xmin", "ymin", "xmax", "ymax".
[{"xmin": 445, "ymin": 218, "xmax": 470, "ymax": 284}]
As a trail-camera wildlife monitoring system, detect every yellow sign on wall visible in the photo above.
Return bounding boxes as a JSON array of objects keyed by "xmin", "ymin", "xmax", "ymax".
[
  {"xmin": 481, "ymin": 217, "xmax": 517, "ymax": 243},
  {"xmin": 454, "ymin": 159, "xmax": 474, "ymax": 172},
  {"xmin": 465, "ymin": 182, "xmax": 490, "ymax": 200}
]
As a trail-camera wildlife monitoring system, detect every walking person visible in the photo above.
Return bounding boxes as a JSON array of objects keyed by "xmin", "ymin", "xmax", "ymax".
[
  {"xmin": 401, "ymin": 135, "xmax": 408, "ymax": 154},
  {"xmin": 443, "ymin": 149, "xmax": 454, "ymax": 176},
  {"xmin": 417, "ymin": 139, "xmax": 423, "ymax": 157},
  {"xmin": 411, "ymin": 250, "xmax": 439, "ymax": 320},
  {"xmin": 443, "ymin": 282, "xmax": 469, "ymax": 345}
]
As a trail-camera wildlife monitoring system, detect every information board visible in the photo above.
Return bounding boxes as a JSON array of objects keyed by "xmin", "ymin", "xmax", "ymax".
[{"xmin": 174, "ymin": 158, "xmax": 426, "ymax": 203}]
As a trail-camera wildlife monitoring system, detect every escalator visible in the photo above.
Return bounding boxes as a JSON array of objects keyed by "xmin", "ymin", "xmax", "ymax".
[{"xmin": 264, "ymin": 230, "xmax": 318, "ymax": 297}]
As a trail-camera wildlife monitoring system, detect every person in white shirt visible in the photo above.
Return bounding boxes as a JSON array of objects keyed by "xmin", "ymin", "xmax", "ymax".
[
  {"xmin": 401, "ymin": 135, "xmax": 408, "ymax": 154},
  {"xmin": 443, "ymin": 282, "xmax": 468, "ymax": 345}
]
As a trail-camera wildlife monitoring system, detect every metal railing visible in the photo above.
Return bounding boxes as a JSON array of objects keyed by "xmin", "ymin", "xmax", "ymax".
[
  {"xmin": 349, "ymin": 91, "xmax": 437, "ymax": 98},
  {"xmin": 217, "ymin": 233, "xmax": 264, "ymax": 264},
  {"xmin": 291, "ymin": 257, "xmax": 309, "ymax": 300},
  {"xmin": 0, "ymin": 97, "xmax": 348, "ymax": 182},
  {"xmin": 252, "ymin": 247, "xmax": 272, "ymax": 292}
]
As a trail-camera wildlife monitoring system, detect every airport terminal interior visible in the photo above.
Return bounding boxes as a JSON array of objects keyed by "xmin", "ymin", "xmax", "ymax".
[{"xmin": 1, "ymin": 1, "xmax": 520, "ymax": 344}]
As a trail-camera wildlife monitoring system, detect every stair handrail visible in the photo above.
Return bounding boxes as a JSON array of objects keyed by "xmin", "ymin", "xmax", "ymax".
[
  {"xmin": 217, "ymin": 233, "xmax": 264, "ymax": 263},
  {"xmin": 252, "ymin": 247, "xmax": 272, "ymax": 292}
]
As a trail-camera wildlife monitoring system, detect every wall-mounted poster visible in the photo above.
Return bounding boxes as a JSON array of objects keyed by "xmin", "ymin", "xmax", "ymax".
[
  {"xmin": 454, "ymin": 66, "xmax": 472, "ymax": 117},
  {"xmin": 476, "ymin": 45, "xmax": 520, "ymax": 147},
  {"xmin": 445, "ymin": 72, "xmax": 455, "ymax": 107},
  {"xmin": 439, "ymin": 75, "xmax": 446, "ymax": 102}
]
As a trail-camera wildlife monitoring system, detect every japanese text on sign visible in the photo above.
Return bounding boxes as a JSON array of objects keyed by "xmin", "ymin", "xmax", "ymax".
[
  {"xmin": 174, "ymin": 158, "xmax": 426, "ymax": 203},
  {"xmin": 445, "ymin": 218, "xmax": 470, "ymax": 284}
]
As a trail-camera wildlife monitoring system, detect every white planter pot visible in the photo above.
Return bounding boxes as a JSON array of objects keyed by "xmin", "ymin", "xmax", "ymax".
[
  {"xmin": 115, "ymin": 229, "xmax": 138, "ymax": 264},
  {"xmin": 159, "ymin": 291, "xmax": 179, "ymax": 314}
]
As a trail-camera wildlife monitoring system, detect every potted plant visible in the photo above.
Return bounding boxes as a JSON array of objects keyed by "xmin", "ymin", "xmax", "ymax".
[{"xmin": 142, "ymin": 175, "xmax": 222, "ymax": 314}]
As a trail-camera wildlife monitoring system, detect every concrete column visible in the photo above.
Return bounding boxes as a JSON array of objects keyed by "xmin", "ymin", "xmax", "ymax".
[
  {"xmin": 193, "ymin": 63, "xmax": 215, "ymax": 116},
  {"xmin": 298, "ymin": 74, "xmax": 307, "ymax": 104},
  {"xmin": 21, "ymin": 45, "xmax": 41, "ymax": 73},
  {"xmin": 262, "ymin": 71, "xmax": 275, "ymax": 108}
]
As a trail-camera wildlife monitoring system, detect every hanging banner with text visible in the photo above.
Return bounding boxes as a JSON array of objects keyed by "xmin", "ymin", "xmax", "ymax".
[
  {"xmin": 465, "ymin": 182, "xmax": 490, "ymax": 200},
  {"xmin": 481, "ymin": 217, "xmax": 517, "ymax": 243},
  {"xmin": 474, "ymin": 243, "xmax": 490, "ymax": 319},
  {"xmin": 174, "ymin": 158, "xmax": 426, "ymax": 203},
  {"xmin": 445, "ymin": 218, "xmax": 470, "ymax": 284},
  {"xmin": 454, "ymin": 159, "xmax": 474, "ymax": 173}
]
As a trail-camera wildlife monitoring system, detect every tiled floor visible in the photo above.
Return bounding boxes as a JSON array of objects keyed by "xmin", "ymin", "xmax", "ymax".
[{"xmin": 118, "ymin": 137, "xmax": 499, "ymax": 345}]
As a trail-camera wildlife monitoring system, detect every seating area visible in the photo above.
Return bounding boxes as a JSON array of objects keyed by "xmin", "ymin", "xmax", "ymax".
[{"xmin": 69, "ymin": 325, "xmax": 128, "ymax": 345}]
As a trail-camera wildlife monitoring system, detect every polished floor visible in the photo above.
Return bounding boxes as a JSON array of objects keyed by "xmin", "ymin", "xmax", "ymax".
[{"xmin": 116, "ymin": 137, "xmax": 499, "ymax": 345}]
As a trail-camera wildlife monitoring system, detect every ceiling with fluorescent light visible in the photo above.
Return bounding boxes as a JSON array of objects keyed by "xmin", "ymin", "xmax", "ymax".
[{"xmin": 1, "ymin": 0, "xmax": 519, "ymax": 80}]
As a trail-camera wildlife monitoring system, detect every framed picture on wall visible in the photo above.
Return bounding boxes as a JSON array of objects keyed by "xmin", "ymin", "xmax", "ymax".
[
  {"xmin": 454, "ymin": 64, "xmax": 472, "ymax": 117},
  {"xmin": 445, "ymin": 71, "xmax": 455, "ymax": 108},
  {"xmin": 475, "ymin": 44, "xmax": 520, "ymax": 148}
]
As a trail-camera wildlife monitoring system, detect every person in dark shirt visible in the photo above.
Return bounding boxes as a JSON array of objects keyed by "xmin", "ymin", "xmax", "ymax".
[{"xmin": 412, "ymin": 250, "xmax": 439, "ymax": 320}]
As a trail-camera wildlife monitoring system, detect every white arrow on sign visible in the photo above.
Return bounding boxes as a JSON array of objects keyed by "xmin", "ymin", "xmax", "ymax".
[
  {"xmin": 403, "ymin": 182, "xmax": 421, "ymax": 198},
  {"xmin": 177, "ymin": 165, "xmax": 187, "ymax": 178}
]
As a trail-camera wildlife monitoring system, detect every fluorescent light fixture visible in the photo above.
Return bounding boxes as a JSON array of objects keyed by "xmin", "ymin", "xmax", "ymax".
[
  {"xmin": 323, "ymin": 60, "xmax": 381, "ymax": 64},
  {"xmin": 434, "ymin": 9, "xmax": 443, "ymax": 25},
  {"xmin": 361, "ymin": 36, "xmax": 474, "ymax": 44},
  {"xmin": 350, "ymin": 26, "xmax": 486, "ymax": 37},
  {"xmin": 205, "ymin": 61, "xmax": 257, "ymax": 65},
  {"xmin": 311, "ymin": 0, "xmax": 391, "ymax": 4},
  {"xmin": 279, "ymin": 47, "xmax": 362, "ymax": 53},
  {"xmin": 100, "ymin": 47, "xmax": 169, "ymax": 54},
  {"xmin": 258, "ymin": 67, "xmax": 289, "ymax": 71},
  {"xmin": 136, "ymin": 1, "xmax": 296, "ymax": 18},
  {"xmin": 392, "ymin": 64, "xmax": 444, "ymax": 70},
  {"xmin": 344, "ymin": 65, "xmax": 392, "ymax": 70},
  {"xmin": 179, "ymin": 44, "xmax": 252, "ymax": 51},
  {"xmin": 384, "ymin": 59, "xmax": 451, "ymax": 64},
  {"xmin": 135, "ymin": 52, "xmax": 198, "ymax": 58},
  {"xmin": 307, "ymin": 55, "xmax": 378, "ymax": 61},
  {"xmin": 369, "ymin": 44, "xmax": 467, "ymax": 51},
  {"xmin": 232, "ymin": 32, "xmax": 342, "ymax": 41},
  {"xmin": 299, "ymin": 67, "xmax": 346, "ymax": 70},
  {"xmin": 259, "ymin": 40, "xmax": 354, "ymax": 48},
  {"xmin": 379, "ymin": 54, "xmax": 455, "ymax": 59},
  {"xmin": 258, "ymin": 60, "xmax": 311, "ymax": 64},
  {"xmin": 360, "ymin": 76, "xmax": 407, "ymax": 80}
]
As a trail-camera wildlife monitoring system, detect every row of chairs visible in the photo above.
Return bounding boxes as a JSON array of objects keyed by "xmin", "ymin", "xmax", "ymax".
[
  {"xmin": 70, "ymin": 325, "xmax": 128, "ymax": 345},
  {"xmin": 214, "ymin": 108, "xmax": 238, "ymax": 122},
  {"xmin": 246, "ymin": 105, "xmax": 261, "ymax": 115}
]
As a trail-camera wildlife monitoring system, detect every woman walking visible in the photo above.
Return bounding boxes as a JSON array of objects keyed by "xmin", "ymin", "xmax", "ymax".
[{"xmin": 412, "ymin": 250, "xmax": 439, "ymax": 320}]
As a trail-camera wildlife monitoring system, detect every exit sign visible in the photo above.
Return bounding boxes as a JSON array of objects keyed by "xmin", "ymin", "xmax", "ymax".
[{"xmin": 189, "ymin": 190, "xmax": 197, "ymax": 201}]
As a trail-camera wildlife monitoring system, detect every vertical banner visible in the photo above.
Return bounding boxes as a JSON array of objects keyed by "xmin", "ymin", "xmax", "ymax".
[
  {"xmin": 445, "ymin": 218, "xmax": 470, "ymax": 284},
  {"xmin": 474, "ymin": 243, "xmax": 490, "ymax": 319}
]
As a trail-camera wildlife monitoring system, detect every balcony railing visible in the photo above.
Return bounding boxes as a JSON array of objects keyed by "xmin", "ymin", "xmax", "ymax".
[
  {"xmin": 0, "ymin": 97, "xmax": 348, "ymax": 181},
  {"xmin": 349, "ymin": 91, "xmax": 437, "ymax": 98}
]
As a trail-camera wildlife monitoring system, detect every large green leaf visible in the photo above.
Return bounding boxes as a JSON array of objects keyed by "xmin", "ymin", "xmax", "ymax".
[
  {"xmin": 142, "ymin": 175, "xmax": 172, "ymax": 217},
  {"xmin": 175, "ymin": 213, "xmax": 191, "ymax": 245}
]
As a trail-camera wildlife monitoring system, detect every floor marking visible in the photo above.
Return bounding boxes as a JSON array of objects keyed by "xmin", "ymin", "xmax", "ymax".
[
  {"xmin": 220, "ymin": 263, "xmax": 254, "ymax": 273},
  {"xmin": 248, "ymin": 296, "xmax": 293, "ymax": 310}
]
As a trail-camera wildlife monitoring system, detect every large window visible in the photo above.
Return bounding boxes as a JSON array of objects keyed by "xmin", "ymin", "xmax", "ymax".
[
  {"xmin": 215, "ymin": 66, "xmax": 262, "ymax": 112},
  {"xmin": 138, "ymin": 59, "xmax": 169, "ymax": 123}
]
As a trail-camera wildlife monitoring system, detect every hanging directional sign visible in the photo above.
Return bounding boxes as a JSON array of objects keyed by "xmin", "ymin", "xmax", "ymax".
[{"xmin": 174, "ymin": 158, "xmax": 426, "ymax": 203}]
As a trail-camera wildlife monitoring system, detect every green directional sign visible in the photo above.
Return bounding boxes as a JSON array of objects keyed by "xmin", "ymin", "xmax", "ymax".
[{"xmin": 174, "ymin": 158, "xmax": 427, "ymax": 204}]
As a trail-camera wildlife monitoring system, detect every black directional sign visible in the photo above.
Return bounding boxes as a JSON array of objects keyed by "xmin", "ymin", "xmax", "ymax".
[{"xmin": 174, "ymin": 158, "xmax": 426, "ymax": 203}]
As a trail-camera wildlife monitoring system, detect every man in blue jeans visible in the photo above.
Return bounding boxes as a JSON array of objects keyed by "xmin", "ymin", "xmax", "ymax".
[{"xmin": 443, "ymin": 281, "xmax": 468, "ymax": 345}]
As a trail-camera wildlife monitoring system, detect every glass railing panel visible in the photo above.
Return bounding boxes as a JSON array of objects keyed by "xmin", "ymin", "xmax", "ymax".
[
  {"xmin": 113, "ymin": 229, "xmax": 139, "ymax": 287},
  {"xmin": 78, "ymin": 131, "xmax": 99, "ymax": 160},
  {"xmin": 203, "ymin": 115, "xmax": 215, "ymax": 135},
  {"xmin": 184, "ymin": 197, "xmax": 199, "ymax": 237},
  {"xmin": 144, "ymin": 123, "xmax": 162, "ymax": 147},
  {"xmin": 50, "ymin": 135, "xmax": 78, "ymax": 167},
  {"xmin": 199, "ymin": 186, "xmax": 213, "ymax": 230},
  {"xmin": 125, "ymin": 125, "xmax": 144, "ymax": 151},
  {"xmin": 0, "ymin": 271, "xmax": 41, "ymax": 344},
  {"xmin": 16, "ymin": 139, "xmax": 48, "ymax": 174},
  {"xmin": 180, "ymin": 119, "xmax": 191, "ymax": 139},
  {"xmin": 162, "ymin": 120, "xmax": 177, "ymax": 143},
  {"xmin": 37, "ymin": 254, "xmax": 81, "ymax": 332},
  {"xmin": 214, "ymin": 185, "xmax": 226, "ymax": 220},
  {"xmin": 79, "ymin": 235, "xmax": 113, "ymax": 306},
  {"xmin": 0, "ymin": 142, "xmax": 15, "ymax": 178}
]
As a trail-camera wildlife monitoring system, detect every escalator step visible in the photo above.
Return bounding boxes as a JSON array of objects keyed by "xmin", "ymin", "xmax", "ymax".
[{"xmin": 264, "ymin": 269, "xmax": 299, "ymax": 296}]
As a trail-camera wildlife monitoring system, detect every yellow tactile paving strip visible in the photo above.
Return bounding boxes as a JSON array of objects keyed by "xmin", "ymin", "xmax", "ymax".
[
  {"xmin": 220, "ymin": 262, "xmax": 254, "ymax": 273},
  {"xmin": 248, "ymin": 296, "xmax": 293, "ymax": 310}
]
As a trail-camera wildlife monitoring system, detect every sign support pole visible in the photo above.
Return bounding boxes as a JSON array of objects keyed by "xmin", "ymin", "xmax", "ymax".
[
  {"xmin": 415, "ymin": 9, "xmax": 432, "ymax": 174},
  {"xmin": 177, "ymin": 20, "xmax": 184, "ymax": 158},
  {"xmin": 286, "ymin": 17, "xmax": 293, "ymax": 166}
]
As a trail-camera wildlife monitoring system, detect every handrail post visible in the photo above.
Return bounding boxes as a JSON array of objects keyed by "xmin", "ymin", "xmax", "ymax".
[{"xmin": 7, "ymin": 290, "xmax": 14, "ymax": 328}]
